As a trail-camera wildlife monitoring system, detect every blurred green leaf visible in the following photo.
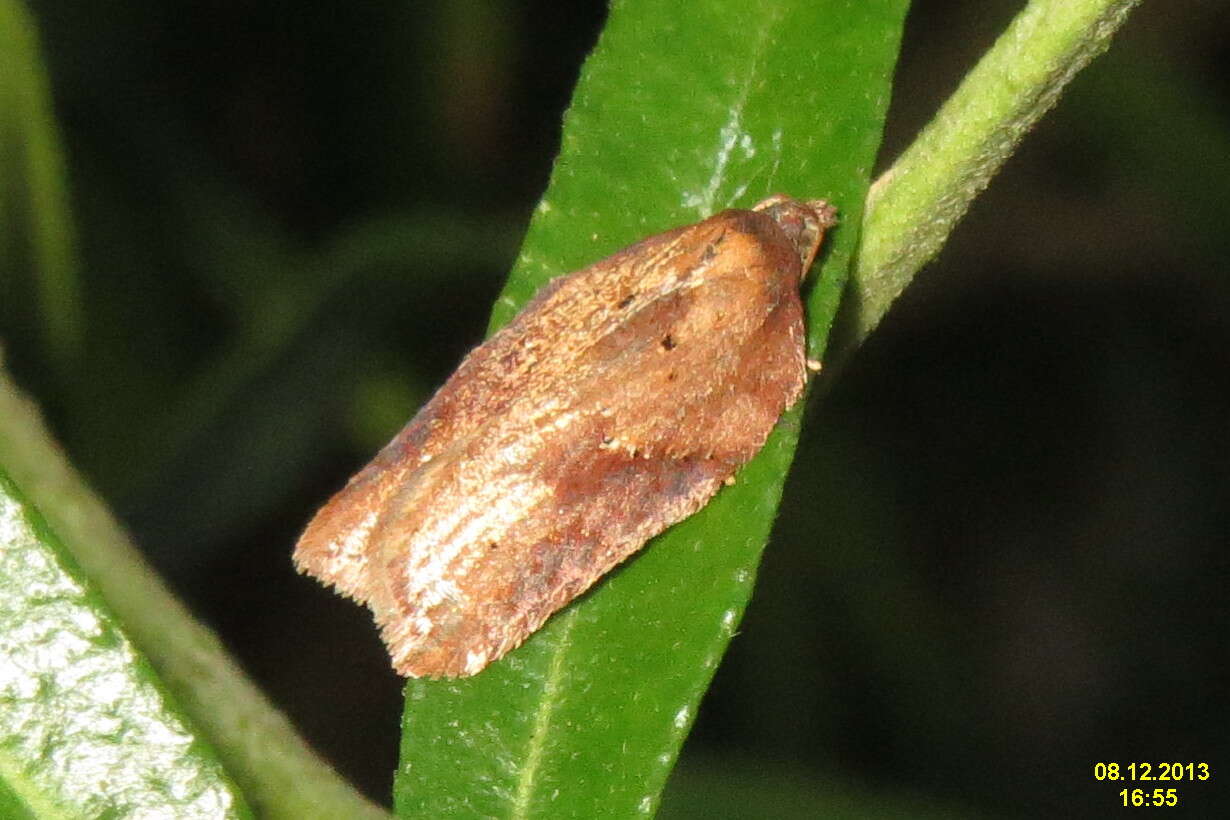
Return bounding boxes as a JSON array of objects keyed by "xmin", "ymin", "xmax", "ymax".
[
  {"xmin": 0, "ymin": 0, "xmax": 83, "ymax": 375},
  {"xmin": 0, "ymin": 469, "xmax": 252, "ymax": 818},
  {"xmin": 393, "ymin": 1, "xmax": 907, "ymax": 816}
]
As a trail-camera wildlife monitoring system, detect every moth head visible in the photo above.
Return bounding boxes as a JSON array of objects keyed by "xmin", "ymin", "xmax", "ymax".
[{"xmin": 751, "ymin": 195, "xmax": 838, "ymax": 277}]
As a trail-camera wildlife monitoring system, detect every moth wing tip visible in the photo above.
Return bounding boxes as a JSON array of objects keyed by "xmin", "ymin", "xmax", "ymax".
[{"xmin": 291, "ymin": 507, "xmax": 381, "ymax": 606}]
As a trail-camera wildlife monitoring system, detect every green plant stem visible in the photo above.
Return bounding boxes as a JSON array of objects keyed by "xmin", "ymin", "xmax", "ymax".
[
  {"xmin": 842, "ymin": 0, "xmax": 1143, "ymax": 352},
  {"xmin": 0, "ymin": 362, "xmax": 389, "ymax": 820}
]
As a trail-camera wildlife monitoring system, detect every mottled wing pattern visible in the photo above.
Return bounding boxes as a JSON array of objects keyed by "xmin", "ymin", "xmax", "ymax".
[
  {"xmin": 292, "ymin": 222, "xmax": 695, "ymax": 600},
  {"xmin": 294, "ymin": 197, "xmax": 835, "ymax": 677}
]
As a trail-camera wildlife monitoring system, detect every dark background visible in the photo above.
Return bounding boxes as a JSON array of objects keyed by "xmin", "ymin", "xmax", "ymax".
[{"xmin": 4, "ymin": 0, "xmax": 1228, "ymax": 816}]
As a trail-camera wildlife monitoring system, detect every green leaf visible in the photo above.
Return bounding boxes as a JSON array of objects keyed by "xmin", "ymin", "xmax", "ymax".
[
  {"xmin": 0, "ymin": 0, "xmax": 84, "ymax": 375},
  {"xmin": 394, "ymin": 1, "xmax": 907, "ymax": 817},
  {"xmin": 0, "ymin": 364, "xmax": 389, "ymax": 819},
  {"xmin": 0, "ymin": 469, "xmax": 252, "ymax": 818},
  {"xmin": 839, "ymin": 0, "xmax": 1143, "ymax": 354}
]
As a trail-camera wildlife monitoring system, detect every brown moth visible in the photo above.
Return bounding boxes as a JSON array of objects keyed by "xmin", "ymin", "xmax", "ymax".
[{"xmin": 295, "ymin": 194, "xmax": 838, "ymax": 678}]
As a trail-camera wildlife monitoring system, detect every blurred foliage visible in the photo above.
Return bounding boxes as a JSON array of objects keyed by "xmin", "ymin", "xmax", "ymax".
[
  {"xmin": 0, "ymin": 0, "xmax": 82, "ymax": 375},
  {"xmin": 1, "ymin": 0, "xmax": 1227, "ymax": 816}
]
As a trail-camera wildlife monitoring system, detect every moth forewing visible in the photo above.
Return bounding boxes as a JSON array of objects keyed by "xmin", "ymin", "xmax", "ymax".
[{"xmin": 294, "ymin": 195, "xmax": 837, "ymax": 678}]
